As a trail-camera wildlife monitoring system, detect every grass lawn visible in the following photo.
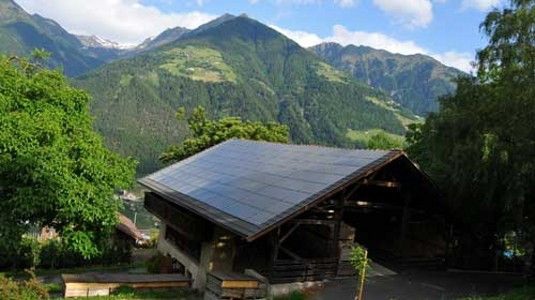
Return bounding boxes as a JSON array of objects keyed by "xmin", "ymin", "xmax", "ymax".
[
  {"xmin": 461, "ymin": 285, "xmax": 535, "ymax": 300},
  {"xmin": 346, "ymin": 128, "xmax": 406, "ymax": 146}
]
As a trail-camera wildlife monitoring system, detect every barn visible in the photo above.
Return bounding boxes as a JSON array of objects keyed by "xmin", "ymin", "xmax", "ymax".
[{"xmin": 139, "ymin": 139, "xmax": 444, "ymax": 293}]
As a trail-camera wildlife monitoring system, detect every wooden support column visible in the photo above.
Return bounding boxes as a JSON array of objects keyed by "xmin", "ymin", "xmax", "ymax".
[
  {"xmin": 399, "ymin": 188, "xmax": 411, "ymax": 254},
  {"xmin": 269, "ymin": 228, "xmax": 281, "ymax": 281},
  {"xmin": 332, "ymin": 197, "xmax": 344, "ymax": 258}
]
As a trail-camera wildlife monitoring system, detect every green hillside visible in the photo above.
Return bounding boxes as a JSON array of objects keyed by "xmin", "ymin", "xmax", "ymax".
[
  {"xmin": 0, "ymin": 0, "xmax": 119, "ymax": 76},
  {"xmin": 310, "ymin": 42, "xmax": 464, "ymax": 115},
  {"xmin": 77, "ymin": 15, "xmax": 419, "ymax": 174}
]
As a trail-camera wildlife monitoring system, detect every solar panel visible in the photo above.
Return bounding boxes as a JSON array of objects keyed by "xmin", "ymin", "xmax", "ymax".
[{"xmin": 140, "ymin": 139, "xmax": 395, "ymax": 238}]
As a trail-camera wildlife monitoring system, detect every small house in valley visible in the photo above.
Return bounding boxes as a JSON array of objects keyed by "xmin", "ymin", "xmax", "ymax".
[{"xmin": 140, "ymin": 139, "xmax": 444, "ymax": 294}]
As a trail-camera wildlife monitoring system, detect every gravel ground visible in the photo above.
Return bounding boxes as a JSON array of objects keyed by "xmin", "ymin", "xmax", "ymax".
[{"xmin": 311, "ymin": 266, "xmax": 525, "ymax": 300}]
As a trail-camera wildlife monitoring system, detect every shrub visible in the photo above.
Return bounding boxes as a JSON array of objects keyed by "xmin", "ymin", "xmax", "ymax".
[
  {"xmin": 0, "ymin": 271, "xmax": 49, "ymax": 300},
  {"xmin": 98, "ymin": 237, "xmax": 132, "ymax": 265},
  {"xmin": 143, "ymin": 228, "xmax": 159, "ymax": 248},
  {"xmin": 39, "ymin": 239, "xmax": 86, "ymax": 269},
  {"xmin": 39, "ymin": 236, "xmax": 132, "ymax": 269},
  {"xmin": 39, "ymin": 239, "xmax": 63, "ymax": 269},
  {"xmin": 146, "ymin": 253, "xmax": 164, "ymax": 274},
  {"xmin": 146, "ymin": 253, "xmax": 173, "ymax": 274}
]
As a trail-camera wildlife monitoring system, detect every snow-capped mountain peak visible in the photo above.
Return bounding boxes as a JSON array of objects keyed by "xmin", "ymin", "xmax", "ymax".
[{"xmin": 76, "ymin": 35, "xmax": 133, "ymax": 50}]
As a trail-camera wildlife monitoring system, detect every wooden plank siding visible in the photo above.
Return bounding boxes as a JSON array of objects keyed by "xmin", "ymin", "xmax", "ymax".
[{"xmin": 62, "ymin": 273, "xmax": 190, "ymax": 298}]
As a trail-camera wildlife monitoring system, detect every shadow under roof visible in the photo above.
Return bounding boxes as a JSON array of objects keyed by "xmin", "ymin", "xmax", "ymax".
[{"xmin": 139, "ymin": 139, "xmax": 402, "ymax": 241}]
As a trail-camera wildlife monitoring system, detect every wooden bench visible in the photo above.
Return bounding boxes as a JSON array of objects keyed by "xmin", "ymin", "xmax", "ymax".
[
  {"xmin": 205, "ymin": 270, "xmax": 267, "ymax": 300},
  {"xmin": 62, "ymin": 273, "xmax": 191, "ymax": 298}
]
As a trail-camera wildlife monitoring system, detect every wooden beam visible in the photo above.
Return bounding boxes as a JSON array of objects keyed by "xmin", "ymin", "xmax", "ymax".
[
  {"xmin": 310, "ymin": 206, "xmax": 331, "ymax": 214},
  {"xmin": 289, "ymin": 219, "xmax": 336, "ymax": 225},
  {"xmin": 399, "ymin": 188, "xmax": 411, "ymax": 252},
  {"xmin": 279, "ymin": 246, "xmax": 303, "ymax": 261},
  {"xmin": 362, "ymin": 179, "xmax": 400, "ymax": 188},
  {"xmin": 332, "ymin": 197, "xmax": 344, "ymax": 258},
  {"xmin": 279, "ymin": 223, "xmax": 300, "ymax": 244},
  {"xmin": 343, "ymin": 182, "xmax": 362, "ymax": 201},
  {"xmin": 345, "ymin": 201, "xmax": 403, "ymax": 210}
]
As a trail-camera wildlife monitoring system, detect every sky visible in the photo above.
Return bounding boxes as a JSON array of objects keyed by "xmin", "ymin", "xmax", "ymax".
[{"xmin": 15, "ymin": 0, "xmax": 505, "ymax": 72}]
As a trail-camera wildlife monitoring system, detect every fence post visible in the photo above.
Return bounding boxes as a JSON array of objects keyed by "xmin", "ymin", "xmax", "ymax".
[{"xmin": 353, "ymin": 248, "xmax": 368, "ymax": 300}]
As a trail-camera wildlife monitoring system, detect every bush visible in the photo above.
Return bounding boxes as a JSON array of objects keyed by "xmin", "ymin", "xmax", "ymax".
[
  {"xmin": 143, "ymin": 228, "xmax": 159, "ymax": 249},
  {"xmin": 0, "ymin": 271, "xmax": 49, "ymax": 300},
  {"xmin": 146, "ymin": 253, "xmax": 173, "ymax": 274},
  {"xmin": 38, "ymin": 240, "xmax": 62, "ymax": 269},
  {"xmin": 146, "ymin": 253, "xmax": 164, "ymax": 274},
  {"xmin": 0, "ymin": 237, "xmax": 41, "ymax": 269},
  {"xmin": 39, "ymin": 239, "xmax": 86, "ymax": 269},
  {"xmin": 41, "ymin": 237, "xmax": 132, "ymax": 269},
  {"xmin": 98, "ymin": 237, "xmax": 132, "ymax": 265},
  {"xmin": 0, "ymin": 233, "xmax": 133, "ymax": 271}
]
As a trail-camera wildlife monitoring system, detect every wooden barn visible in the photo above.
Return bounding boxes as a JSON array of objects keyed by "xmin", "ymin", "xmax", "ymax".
[{"xmin": 140, "ymin": 139, "xmax": 444, "ymax": 292}]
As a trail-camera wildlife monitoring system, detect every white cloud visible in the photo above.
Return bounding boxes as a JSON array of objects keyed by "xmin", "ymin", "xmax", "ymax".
[
  {"xmin": 334, "ymin": 0, "xmax": 356, "ymax": 7},
  {"xmin": 269, "ymin": 25, "xmax": 325, "ymax": 47},
  {"xmin": 327, "ymin": 25, "xmax": 427, "ymax": 54},
  {"xmin": 16, "ymin": 0, "xmax": 216, "ymax": 45},
  {"xmin": 372, "ymin": 0, "xmax": 433, "ymax": 28},
  {"xmin": 270, "ymin": 24, "xmax": 474, "ymax": 72},
  {"xmin": 251, "ymin": 0, "xmax": 355, "ymax": 7},
  {"xmin": 461, "ymin": 0, "xmax": 501, "ymax": 11},
  {"xmin": 430, "ymin": 51, "xmax": 473, "ymax": 72}
]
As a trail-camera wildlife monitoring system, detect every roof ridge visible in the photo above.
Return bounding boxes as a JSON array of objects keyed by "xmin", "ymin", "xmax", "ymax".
[{"xmin": 230, "ymin": 138, "xmax": 397, "ymax": 153}]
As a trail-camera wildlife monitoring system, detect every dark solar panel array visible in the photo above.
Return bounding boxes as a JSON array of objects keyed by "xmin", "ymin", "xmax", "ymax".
[{"xmin": 141, "ymin": 139, "xmax": 392, "ymax": 235}]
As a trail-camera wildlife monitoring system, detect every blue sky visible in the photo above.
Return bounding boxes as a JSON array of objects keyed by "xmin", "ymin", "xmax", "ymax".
[{"xmin": 17, "ymin": 0, "xmax": 504, "ymax": 72}]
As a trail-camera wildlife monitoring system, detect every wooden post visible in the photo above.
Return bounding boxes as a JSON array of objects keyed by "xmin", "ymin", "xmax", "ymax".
[
  {"xmin": 399, "ymin": 189, "xmax": 411, "ymax": 253},
  {"xmin": 268, "ymin": 228, "xmax": 281, "ymax": 281},
  {"xmin": 355, "ymin": 249, "xmax": 368, "ymax": 300}
]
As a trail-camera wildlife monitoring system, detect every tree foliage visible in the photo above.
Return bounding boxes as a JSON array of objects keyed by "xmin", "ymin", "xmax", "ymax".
[
  {"xmin": 0, "ymin": 55, "xmax": 136, "ymax": 260},
  {"xmin": 406, "ymin": 0, "xmax": 535, "ymax": 268},
  {"xmin": 160, "ymin": 106, "xmax": 289, "ymax": 163}
]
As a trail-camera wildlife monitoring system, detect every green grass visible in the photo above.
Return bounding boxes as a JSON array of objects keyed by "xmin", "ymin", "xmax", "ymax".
[
  {"xmin": 346, "ymin": 128, "xmax": 405, "ymax": 146},
  {"xmin": 274, "ymin": 291, "xmax": 307, "ymax": 300},
  {"xmin": 314, "ymin": 62, "xmax": 347, "ymax": 83},
  {"xmin": 159, "ymin": 46, "xmax": 237, "ymax": 83},
  {"xmin": 461, "ymin": 285, "xmax": 535, "ymax": 300},
  {"xmin": 45, "ymin": 282, "xmax": 63, "ymax": 294},
  {"xmin": 365, "ymin": 96, "xmax": 423, "ymax": 128}
]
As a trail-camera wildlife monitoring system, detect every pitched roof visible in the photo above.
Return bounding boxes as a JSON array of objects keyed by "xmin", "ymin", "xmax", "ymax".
[
  {"xmin": 139, "ymin": 139, "xmax": 403, "ymax": 241},
  {"xmin": 116, "ymin": 213, "xmax": 144, "ymax": 241}
]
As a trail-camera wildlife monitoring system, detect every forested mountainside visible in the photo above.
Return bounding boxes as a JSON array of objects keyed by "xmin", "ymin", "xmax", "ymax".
[
  {"xmin": 76, "ymin": 15, "xmax": 418, "ymax": 174},
  {"xmin": 0, "ymin": 0, "xmax": 121, "ymax": 76},
  {"xmin": 310, "ymin": 42, "xmax": 464, "ymax": 115}
]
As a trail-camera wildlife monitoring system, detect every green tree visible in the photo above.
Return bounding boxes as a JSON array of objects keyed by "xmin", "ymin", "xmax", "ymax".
[
  {"xmin": 407, "ymin": 0, "xmax": 535, "ymax": 269},
  {"xmin": 0, "ymin": 55, "xmax": 136, "ymax": 260},
  {"xmin": 160, "ymin": 106, "xmax": 289, "ymax": 163}
]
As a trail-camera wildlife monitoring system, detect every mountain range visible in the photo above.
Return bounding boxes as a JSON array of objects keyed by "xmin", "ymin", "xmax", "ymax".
[
  {"xmin": 76, "ymin": 14, "xmax": 419, "ymax": 173},
  {"xmin": 310, "ymin": 42, "xmax": 463, "ymax": 115},
  {"xmin": 0, "ymin": 0, "xmax": 463, "ymax": 173},
  {"xmin": 0, "ymin": 0, "xmax": 124, "ymax": 76}
]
